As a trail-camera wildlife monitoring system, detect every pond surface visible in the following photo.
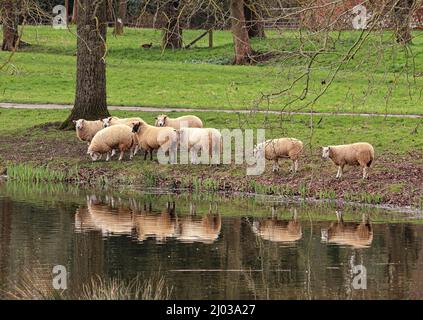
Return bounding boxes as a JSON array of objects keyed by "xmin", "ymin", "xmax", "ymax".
[{"xmin": 1, "ymin": 182, "xmax": 423, "ymax": 300}]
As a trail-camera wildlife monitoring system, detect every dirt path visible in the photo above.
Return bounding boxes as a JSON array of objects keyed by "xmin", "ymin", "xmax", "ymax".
[{"xmin": 1, "ymin": 102, "xmax": 422, "ymax": 118}]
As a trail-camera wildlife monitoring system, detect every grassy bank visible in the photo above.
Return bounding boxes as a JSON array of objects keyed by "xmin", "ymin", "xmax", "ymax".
[
  {"xmin": 0, "ymin": 108, "xmax": 422, "ymax": 208},
  {"xmin": 1, "ymin": 26, "xmax": 423, "ymax": 114}
]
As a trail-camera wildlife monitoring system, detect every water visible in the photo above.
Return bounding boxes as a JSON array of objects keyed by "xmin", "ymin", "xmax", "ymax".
[{"xmin": 1, "ymin": 182, "xmax": 423, "ymax": 300}]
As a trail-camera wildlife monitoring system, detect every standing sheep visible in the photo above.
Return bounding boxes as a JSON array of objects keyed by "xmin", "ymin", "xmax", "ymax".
[
  {"xmin": 132, "ymin": 121, "xmax": 178, "ymax": 162},
  {"xmin": 73, "ymin": 119, "xmax": 104, "ymax": 145},
  {"xmin": 87, "ymin": 124, "xmax": 137, "ymax": 161},
  {"xmin": 178, "ymin": 127, "xmax": 222, "ymax": 165},
  {"xmin": 254, "ymin": 138, "xmax": 303, "ymax": 173},
  {"xmin": 321, "ymin": 142, "xmax": 374, "ymax": 179},
  {"xmin": 155, "ymin": 114, "xmax": 203, "ymax": 129}
]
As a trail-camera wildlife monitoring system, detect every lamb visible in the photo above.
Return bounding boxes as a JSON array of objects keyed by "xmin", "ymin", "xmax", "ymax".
[
  {"xmin": 254, "ymin": 138, "xmax": 303, "ymax": 173},
  {"xmin": 73, "ymin": 119, "xmax": 104, "ymax": 145},
  {"xmin": 132, "ymin": 120, "xmax": 178, "ymax": 161},
  {"xmin": 321, "ymin": 142, "xmax": 374, "ymax": 179},
  {"xmin": 102, "ymin": 116, "xmax": 144, "ymax": 128},
  {"xmin": 155, "ymin": 114, "xmax": 203, "ymax": 129},
  {"xmin": 177, "ymin": 127, "xmax": 222, "ymax": 165},
  {"xmin": 87, "ymin": 124, "xmax": 137, "ymax": 161}
]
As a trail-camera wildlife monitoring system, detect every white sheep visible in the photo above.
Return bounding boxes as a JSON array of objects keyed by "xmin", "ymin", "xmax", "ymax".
[
  {"xmin": 87, "ymin": 124, "xmax": 137, "ymax": 161},
  {"xmin": 155, "ymin": 114, "xmax": 203, "ymax": 129},
  {"xmin": 102, "ymin": 116, "xmax": 144, "ymax": 128},
  {"xmin": 177, "ymin": 127, "xmax": 222, "ymax": 165},
  {"xmin": 132, "ymin": 121, "xmax": 178, "ymax": 161},
  {"xmin": 321, "ymin": 142, "xmax": 375, "ymax": 179},
  {"xmin": 73, "ymin": 119, "xmax": 104, "ymax": 145},
  {"xmin": 254, "ymin": 138, "xmax": 303, "ymax": 173}
]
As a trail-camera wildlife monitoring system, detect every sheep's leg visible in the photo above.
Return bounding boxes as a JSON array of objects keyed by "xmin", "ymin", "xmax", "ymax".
[
  {"xmin": 143, "ymin": 150, "xmax": 148, "ymax": 161},
  {"xmin": 362, "ymin": 166, "xmax": 368, "ymax": 179},
  {"xmin": 272, "ymin": 160, "xmax": 279, "ymax": 172},
  {"xmin": 190, "ymin": 148, "xmax": 198, "ymax": 164},
  {"xmin": 336, "ymin": 166, "xmax": 343, "ymax": 178},
  {"xmin": 150, "ymin": 150, "xmax": 153, "ymax": 161},
  {"xmin": 118, "ymin": 150, "xmax": 124, "ymax": 161},
  {"xmin": 294, "ymin": 159, "xmax": 299, "ymax": 172},
  {"xmin": 106, "ymin": 152, "xmax": 111, "ymax": 162},
  {"xmin": 129, "ymin": 149, "xmax": 134, "ymax": 160},
  {"xmin": 111, "ymin": 149, "xmax": 116, "ymax": 158},
  {"xmin": 133, "ymin": 145, "xmax": 139, "ymax": 155}
]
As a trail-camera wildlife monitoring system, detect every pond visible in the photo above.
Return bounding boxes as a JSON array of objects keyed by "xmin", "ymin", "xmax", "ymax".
[{"xmin": 1, "ymin": 181, "xmax": 423, "ymax": 300}]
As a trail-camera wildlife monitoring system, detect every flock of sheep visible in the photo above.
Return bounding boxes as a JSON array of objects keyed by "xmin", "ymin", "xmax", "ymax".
[{"xmin": 73, "ymin": 114, "xmax": 375, "ymax": 179}]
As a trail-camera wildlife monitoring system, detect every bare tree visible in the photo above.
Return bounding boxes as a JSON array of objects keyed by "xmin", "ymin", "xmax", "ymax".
[
  {"xmin": 393, "ymin": 0, "xmax": 415, "ymax": 44},
  {"xmin": 230, "ymin": 0, "xmax": 253, "ymax": 64},
  {"xmin": 1, "ymin": 0, "xmax": 20, "ymax": 51},
  {"xmin": 61, "ymin": 0, "xmax": 110, "ymax": 129},
  {"xmin": 244, "ymin": 0, "xmax": 265, "ymax": 38},
  {"xmin": 114, "ymin": 0, "xmax": 127, "ymax": 35},
  {"xmin": 163, "ymin": 0, "xmax": 183, "ymax": 49}
]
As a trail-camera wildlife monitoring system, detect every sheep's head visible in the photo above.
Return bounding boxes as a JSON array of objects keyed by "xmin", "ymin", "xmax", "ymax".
[
  {"xmin": 87, "ymin": 150, "xmax": 101, "ymax": 161},
  {"xmin": 132, "ymin": 121, "xmax": 142, "ymax": 133},
  {"xmin": 102, "ymin": 117, "xmax": 113, "ymax": 128},
  {"xmin": 155, "ymin": 115, "xmax": 167, "ymax": 127},
  {"xmin": 253, "ymin": 143, "xmax": 264, "ymax": 158},
  {"xmin": 322, "ymin": 146, "xmax": 331, "ymax": 159},
  {"xmin": 73, "ymin": 119, "xmax": 85, "ymax": 130}
]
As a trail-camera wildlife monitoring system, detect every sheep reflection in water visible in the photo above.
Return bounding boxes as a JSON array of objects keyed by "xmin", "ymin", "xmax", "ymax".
[
  {"xmin": 74, "ymin": 196, "xmax": 221, "ymax": 244},
  {"xmin": 75, "ymin": 195, "xmax": 134, "ymax": 236},
  {"xmin": 321, "ymin": 211, "xmax": 373, "ymax": 248},
  {"xmin": 252, "ymin": 207, "xmax": 302, "ymax": 243}
]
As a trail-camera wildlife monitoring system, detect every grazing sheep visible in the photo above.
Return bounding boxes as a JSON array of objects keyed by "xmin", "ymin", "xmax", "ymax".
[
  {"xmin": 132, "ymin": 121, "xmax": 178, "ymax": 161},
  {"xmin": 87, "ymin": 124, "xmax": 136, "ymax": 161},
  {"xmin": 155, "ymin": 114, "xmax": 203, "ymax": 129},
  {"xmin": 322, "ymin": 142, "xmax": 374, "ymax": 179},
  {"xmin": 177, "ymin": 127, "xmax": 222, "ymax": 164},
  {"xmin": 321, "ymin": 212, "xmax": 373, "ymax": 248},
  {"xmin": 254, "ymin": 138, "xmax": 303, "ymax": 173},
  {"xmin": 73, "ymin": 119, "xmax": 104, "ymax": 145}
]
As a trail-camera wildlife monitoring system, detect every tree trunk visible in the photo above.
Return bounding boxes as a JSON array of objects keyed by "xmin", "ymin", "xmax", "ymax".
[
  {"xmin": 394, "ymin": 0, "xmax": 415, "ymax": 44},
  {"xmin": 71, "ymin": 0, "xmax": 78, "ymax": 24},
  {"xmin": 244, "ymin": 0, "xmax": 265, "ymax": 39},
  {"xmin": 60, "ymin": 0, "xmax": 110, "ymax": 130},
  {"xmin": 162, "ymin": 0, "xmax": 183, "ymax": 49},
  {"xmin": 113, "ymin": 0, "xmax": 127, "ymax": 35},
  {"xmin": 1, "ymin": 0, "xmax": 19, "ymax": 51},
  {"xmin": 230, "ymin": 0, "xmax": 253, "ymax": 64}
]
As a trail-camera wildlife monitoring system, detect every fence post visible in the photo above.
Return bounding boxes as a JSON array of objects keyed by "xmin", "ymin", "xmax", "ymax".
[{"xmin": 208, "ymin": 29, "xmax": 213, "ymax": 48}]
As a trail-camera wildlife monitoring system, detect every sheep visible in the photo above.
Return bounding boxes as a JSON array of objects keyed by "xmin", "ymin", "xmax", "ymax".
[
  {"xmin": 102, "ymin": 116, "xmax": 144, "ymax": 128},
  {"xmin": 87, "ymin": 124, "xmax": 137, "ymax": 161},
  {"xmin": 321, "ymin": 142, "xmax": 374, "ymax": 179},
  {"xmin": 73, "ymin": 119, "xmax": 104, "ymax": 145},
  {"xmin": 155, "ymin": 114, "xmax": 203, "ymax": 129},
  {"xmin": 132, "ymin": 120, "xmax": 178, "ymax": 161},
  {"xmin": 177, "ymin": 127, "xmax": 222, "ymax": 164},
  {"xmin": 254, "ymin": 138, "xmax": 303, "ymax": 173}
]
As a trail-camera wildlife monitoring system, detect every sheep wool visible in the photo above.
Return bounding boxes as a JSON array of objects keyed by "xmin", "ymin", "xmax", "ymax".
[
  {"xmin": 256, "ymin": 138, "xmax": 303, "ymax": 173},
  {"xmin": 87, "ymin": 124, "xmax": 136, "ymax": 161},
  {"xmin": 73, "ymin": 119, "xmax": 104, "ymax": 144},
  {"xmin": 322, "ymin": 142, "xmax": 374, "ymax": 179},
  {"xmin": 132, "ymin": 121, "xmax": 178, "ymax": 162},
  {"xmin": 102, "ymin": 116, "xmax": 144, "ymax": 128},
  {"xmin": 155, "ymin": 114, "xmax": 203, "ymax": 129}
]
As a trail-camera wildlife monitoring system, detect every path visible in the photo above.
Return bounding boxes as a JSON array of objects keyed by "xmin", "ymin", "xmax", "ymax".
[{"xmin": 1, "ymin": 102, "xmax": 422, "ymax": 118}]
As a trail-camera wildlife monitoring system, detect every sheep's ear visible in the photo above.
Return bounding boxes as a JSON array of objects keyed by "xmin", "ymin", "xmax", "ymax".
[
  {"xmin": 72, "ymin": 120, "xmax": 77, "ymax": 124},
  {"xmin": 164, "ymin": 115, "xmax": 168, "ymax": 120}
]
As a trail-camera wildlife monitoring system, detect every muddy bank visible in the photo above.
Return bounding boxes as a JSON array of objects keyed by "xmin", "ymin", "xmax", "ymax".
[{"xmin": 0, "ymin": 128, "xmax": 422, "ymax": 209}]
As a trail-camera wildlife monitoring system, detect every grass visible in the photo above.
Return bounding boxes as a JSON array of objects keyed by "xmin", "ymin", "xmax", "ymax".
[{"xmin": 1, "ymin": 26, "xmax": 423, "ymax": 114}]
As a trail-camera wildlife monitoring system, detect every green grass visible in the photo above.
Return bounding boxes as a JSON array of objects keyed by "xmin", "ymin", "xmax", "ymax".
[
  {"xmin": 1, "ymin": 26, "xmax": 423, "ymax": 114},
  {"xmin": 1, "ymin": 108, "xmax": 422, "ymax": 154}
]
